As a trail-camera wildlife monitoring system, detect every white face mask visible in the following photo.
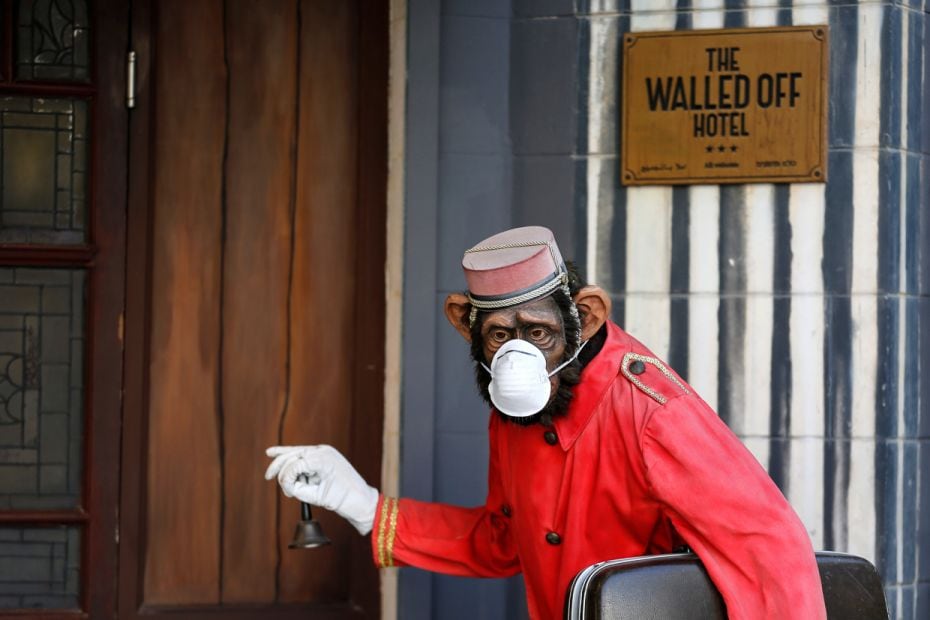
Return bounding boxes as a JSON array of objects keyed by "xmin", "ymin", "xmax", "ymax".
[{"xmin": 481, "ymin": 339, "xmax": 587, "ymax": 418}]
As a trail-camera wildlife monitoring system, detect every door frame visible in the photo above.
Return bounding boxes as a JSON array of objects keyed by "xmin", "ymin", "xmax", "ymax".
[
  {"xmin": 118, "ymin": 1, "xmax": 388, "ymax": 617},
  {"xmin": 85, "ymin": 3, "xmax": 129, "ymax": 617}
]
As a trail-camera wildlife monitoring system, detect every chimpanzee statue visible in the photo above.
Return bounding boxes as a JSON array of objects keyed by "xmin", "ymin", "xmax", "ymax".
[{"xmin": 265, "ymin": 226, "xmax": 826, "ymax": 620}]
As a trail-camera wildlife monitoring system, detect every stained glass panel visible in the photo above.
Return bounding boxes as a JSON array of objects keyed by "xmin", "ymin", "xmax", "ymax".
[
  {"xmin": 0, "ymin": 526, "xmax": 80, "ymax": 608},
  {"xmin": 0, "ymin": 97, "xmax": 88, "ymax": 244},
  {"xmin": 0, "ymin": 268, "xmax": 84, "ymax": 510},
  {"xmin": 16, "ymin": 0, "xmax": 90, "ymax": 82}
]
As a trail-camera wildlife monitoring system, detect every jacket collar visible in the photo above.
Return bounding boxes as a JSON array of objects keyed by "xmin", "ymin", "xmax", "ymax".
[{"xmin": 553, "ymin": 321, "xmax": 630, "ymax": 451}]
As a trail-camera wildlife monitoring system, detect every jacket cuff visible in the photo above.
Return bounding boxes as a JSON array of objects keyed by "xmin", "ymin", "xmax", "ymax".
[{"xmin": 372, "ymin": 495, "xmax": 400, "ymax": 568}]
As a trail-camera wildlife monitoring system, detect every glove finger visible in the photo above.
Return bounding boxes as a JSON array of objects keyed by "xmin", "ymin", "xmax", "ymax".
[
  {"xmin": 266, "ymin": 445, "xmax": 301, "ymax": 458},
  {"xmin": 277, "ymin": 459, "xmax": 319, "ymax": 488},
  {"xmin": 264, "ymin": 452, "xmax": 306, "ymax": 480},
  {"xmin": 264, "ymin": 453, "xmax": 290, "ymax": 480},
  {"xmin": 265, "ymin": 445, "xmax": 333, "ymax": 476},
  {"xmin": 278, "ymin": 462, "xmax": 304, "ymax": 498},
  {"xmin": 301, "ymin": 447, "xmax": 343, "ymax": 476},
  {"xmin": 289, "ymin": 479, "xmax": 325, "ymax": 505},
  {"xmin": 266, "ymin": 446, "xmax": 332, "ymax": 481},
  {"xmin": 267, "ymin": 444, "xmax": 332, "ymax": 458},
  {"xmin": 281, "ymin": 466, "xmax": 323, "ymax": 503}
]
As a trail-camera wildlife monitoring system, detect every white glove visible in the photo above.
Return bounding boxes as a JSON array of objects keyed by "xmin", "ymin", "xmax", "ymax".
[{"xmin": 264, "ymin": 444, "xmax": 379, "ymax": 536}]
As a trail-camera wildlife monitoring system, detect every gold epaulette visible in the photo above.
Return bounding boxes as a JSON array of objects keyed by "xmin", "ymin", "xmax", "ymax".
[{"xmin": 620, "ymin": 352, "xmax": 689, "ymax": 405}]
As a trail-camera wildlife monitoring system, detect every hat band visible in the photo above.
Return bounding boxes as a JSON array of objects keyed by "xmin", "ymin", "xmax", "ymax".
[
  {"xmin": 464, "ymin": 239, "xmax": 551, "ymax": 255},
  {"xmin": 467, "ymin": 271, "xmax": 568, "ymax": 311}
]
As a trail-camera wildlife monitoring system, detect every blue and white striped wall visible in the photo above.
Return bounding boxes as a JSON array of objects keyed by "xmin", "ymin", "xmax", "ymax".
[
  {"xmin": 396, "ymin": 1, "xmax": 928, "ymax": 618},
  {"xmin": 575, "ymin": 1, "xmax": 929, "ymax": 618}
]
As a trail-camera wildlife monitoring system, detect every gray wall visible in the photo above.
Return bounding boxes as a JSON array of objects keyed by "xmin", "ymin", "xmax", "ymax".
[
  {"xmin": 401, "ymin": 1, "xmax": 585, "ymax": 616},
  {"xmin": 400, "ymin": 0, "xmax": 526, "ymax": 617}
]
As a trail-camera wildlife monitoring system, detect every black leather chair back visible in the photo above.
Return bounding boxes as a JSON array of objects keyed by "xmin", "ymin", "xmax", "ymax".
[{"xmin": 564, "ymin": 551, "xmax": 888, "ymax": 619}]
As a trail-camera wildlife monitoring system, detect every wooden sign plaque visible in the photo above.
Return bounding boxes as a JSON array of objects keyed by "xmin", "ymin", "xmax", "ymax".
[{"xmin": 621, "ymin": 26, "xmax": 828, "ymax": 186}]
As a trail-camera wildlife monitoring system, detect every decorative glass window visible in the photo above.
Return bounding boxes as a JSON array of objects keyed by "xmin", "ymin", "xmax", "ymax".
[
  {"xmin": 1, "ymin": 0, "xmax": 93, "ymax": 613},
  {"xmin": 0, "ymin": 268, "xmax": 84, "ymax": 510},
  {"xmin": 0, "ymin": 526, "xmax": 80, "ymax": 608},
  {"xmin": 16, "ymin": 0, "xmax": 91, "ymax": 83},
  {"xmin": 0, "ymin": 97, "xmax": 88, "ymax": 244}
]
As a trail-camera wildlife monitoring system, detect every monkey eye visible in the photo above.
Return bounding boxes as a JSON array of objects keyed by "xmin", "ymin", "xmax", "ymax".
[
  {"xmin": 490, "ymin": 329, "xmax": 510, "ymax": 343},
  {"xmin": 528, "ymin": 327, "xmax": 549, "ymax": 341}
]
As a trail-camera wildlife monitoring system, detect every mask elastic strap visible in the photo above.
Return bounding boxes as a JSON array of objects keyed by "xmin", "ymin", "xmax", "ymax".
[{"xmin": 547, "ymin": 339, "xmax": 588, "ymax": 377}]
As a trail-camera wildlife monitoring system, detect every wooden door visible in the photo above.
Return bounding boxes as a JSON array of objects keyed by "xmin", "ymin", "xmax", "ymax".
[
  {"xmin": 119, "ymin": 1, "xmax": 387, "ymax": 618},
  {"xmin": 0, "ymin": 0, "xmax": 127, "ymax": 617}
]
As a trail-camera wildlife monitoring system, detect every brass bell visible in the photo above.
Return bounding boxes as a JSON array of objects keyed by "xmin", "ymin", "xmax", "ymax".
[{"xmin": 289, "ymin": 501, "xmax": 332, "ymax": 549}]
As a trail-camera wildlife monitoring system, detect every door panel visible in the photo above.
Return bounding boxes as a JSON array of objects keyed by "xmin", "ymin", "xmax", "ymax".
[
  {"xmin": 279, "ymin": 0, "xmax": 359, "ymax": 603},
  {"xmin": 222, "ymin": 0, "xmax": 297, "ymax": 603},
  {"xmin": 143, "ymin": 0, "xmax": 225, "ymax": 605},
  {"xmin": 122, "ymin": 0, "xmax": 387, "ymax": 617}
]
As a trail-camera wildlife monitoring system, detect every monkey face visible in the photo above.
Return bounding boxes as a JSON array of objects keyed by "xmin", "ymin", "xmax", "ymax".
[
  {"xmin": 478, "ymin": 296, "xmax": 567, "ymax": 374},
  {"xmin": 472, "ymin": 294, "xmax": 580, "ymax": 425}
]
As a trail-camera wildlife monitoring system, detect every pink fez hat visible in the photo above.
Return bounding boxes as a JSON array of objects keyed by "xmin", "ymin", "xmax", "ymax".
[{"xmin": 462, "ymin": 226, "xmax": 569, "ymax": 312}]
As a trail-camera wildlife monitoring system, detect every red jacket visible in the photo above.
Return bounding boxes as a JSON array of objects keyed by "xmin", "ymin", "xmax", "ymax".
[{"xmin": 372, "ymin": 321, "xmax": 826, "ymax": 619}]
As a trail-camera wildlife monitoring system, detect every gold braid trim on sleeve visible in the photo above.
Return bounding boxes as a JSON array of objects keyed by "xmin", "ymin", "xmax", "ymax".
[
  {"xmin": 376, "ymin": 497, "xmax": 389, "ymax": 567},
  {"xmin": 376, "ymin": 497, "xmax": 399, "ymax": 568},
  {"xmin": 385, "ymin": 498, "xmax": 399, "ymax": 567}
]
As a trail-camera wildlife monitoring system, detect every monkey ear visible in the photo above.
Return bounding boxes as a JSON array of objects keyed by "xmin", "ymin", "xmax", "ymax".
[
  {"xmin": 444, "ymin": 294, "xmax": 473, "ymax": 342},
  {"xmin": 573, "ymin": 286, "xmax": 611, "ymax": 341}
]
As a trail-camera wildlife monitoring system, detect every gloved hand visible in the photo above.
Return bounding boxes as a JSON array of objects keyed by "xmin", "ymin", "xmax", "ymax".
[{"xmin": 264, "ymin": 445, "xmax": 379, "ymax": 536}]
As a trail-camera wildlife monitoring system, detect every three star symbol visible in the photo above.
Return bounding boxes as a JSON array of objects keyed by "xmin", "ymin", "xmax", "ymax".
[{"xmin": 705, "ymin": 144, "xmax": 739, "ymax": 153}]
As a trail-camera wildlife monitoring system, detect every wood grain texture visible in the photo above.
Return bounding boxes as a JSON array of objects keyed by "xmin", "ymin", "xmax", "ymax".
[
  {"xmin": 144, "ymin": 0, "xmax": 226, "ymax": 605},
  {"xmin": 277, "ymin": 0, "xmax": 360, "ymax": 603},
  {"xmin": 221, "ymin": 0, "xmax": 298, "ymax": 603},
  {"xmin": 128, "ymin": 0, "xmax": 384, "ymax": 613}
]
